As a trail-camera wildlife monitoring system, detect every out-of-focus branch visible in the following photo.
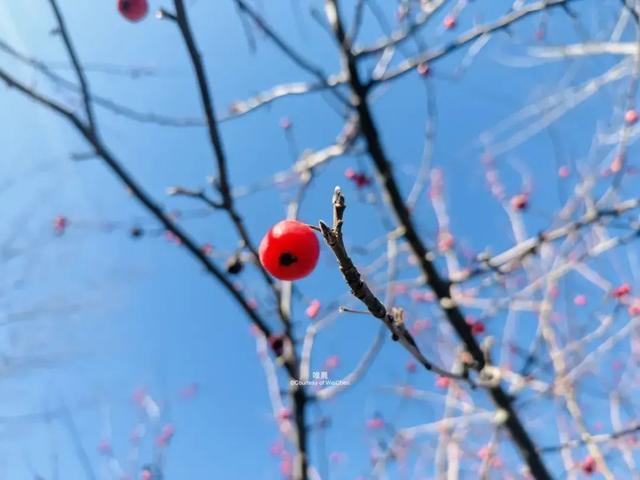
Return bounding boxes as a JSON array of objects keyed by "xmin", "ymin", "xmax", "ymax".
[
  {"xmin": 458, "ymin": 197, "xmax": 640, "ymax": 283},
  {"xmin": 221, "ymin": 77, "xmax": 346, "ymax": 120},
  {"xmin": 234, "ymin": 0, "xmax": 347, "ymax": 107},
  {"xmin": 0, "ymin": 62, "xmax": 276, "ymax": 356},
  {"xmin": 374, "ymin": 0, "xmax": 581, "ymax": 85},
  {"xmin": 0, "ymin": 37, "xmax": 206, "ymax": 127},
  {"xmin": 353, "ymin": 0, "xmax": 446, "ymax": 57}
]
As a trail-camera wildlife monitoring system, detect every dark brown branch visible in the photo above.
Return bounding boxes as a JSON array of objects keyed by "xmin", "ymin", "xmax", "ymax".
[
  {"xmin": 171, "ymin": 1, "xmax": 289, "ymax": 325},
  {"xmin": 0, "ymin": 37, "xmax": 206, "ymax": 127},
  {"xmin": 319, "ymin": 187, "xmax": 472, "ymax": 383},
  {"xmin": 324, "ymin": 1, "xmax": 552, "ymax": 478},
  {"xmin": 47, "ymin": 0, "xmax": 96, "ymax": 132},
  {"xmin": 0, "ymin": 67, "xmax": 277, "ymax": 358},
  {"xmin": 170, "ymin": 5, "xmax": 311, "ymax": 479}
]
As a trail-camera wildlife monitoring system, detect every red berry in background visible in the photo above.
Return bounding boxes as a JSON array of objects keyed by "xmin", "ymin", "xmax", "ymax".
[
  {"xmin": 582, "ymin": 455, "xmax": 596, "ymax": 474},
  {"xmin": 625, "ymin": 109, "xmax": 639, "ymax": 125},
  {"xmin": 510, "ymin": 193, "xmax": 529, "ymax": 211},
  {"xmin": 280, "ymin": 117, "xmax": 292, "ymax": 130},
  {"xmin": 305, "ymin": 299, "xmax": 321, "ymax": 318},
  {"xmin": 473, "ymin": 322, "xmax": 485, "ymax": 334},
  {"xmin": 443, "ymin": 15, "xmax": 456, "ymax": 30},
  {"xmin": 366, "ymin": 417, "xmax": 384, "ymax": 430},
  {"xmin": 611, "ymin": 154, "xmax": 624, "ymax": 173},
  {"xmin": 613, "ymin": 283, "xmax": 632, "ymax": 298},
  {"xmin": 324, "ymin": 355, "xmax": 340, "ymax": 370},
  {"xmin": 417, "ymin": 62, "xmax": 431, "ymax": 76},
  {"xmin": 98, "ymin": 439, "xmax": 112, "ymax": 455},
  {"xmin": 201, "ymin": 243, "xmax": 213, "ymax": 256},
  {"xmin": 628, "ymin": 300, "xmax": 640, "ymax": 316},
  {"xmin": 437, "ymin": 231, "xmax": 455, "ymax": 252},
  {"xmin": 406, "ymin": 360, "xmax": 417, "ymax": 373},
  {"xmin": 436, "ymin": 376, "xmax": 451, "ymax": 389},
  {"xmin": 573, "ymin": 294, "xmax": 587, "ymax": 306},
  {"xmin": 558, "ymin": 165, "xmax": 570, "ymax": 178},
  {"xmin": 259, "ymin": 220, "xmax": 320, "ymax": 280},
  {"xmin": 344, "ymin": 168, "xmax": 357, "ymax": 180},
  {"xmin": 53, "ymin": 215, "xmax": 68, "ymax": 235},
  {"xmin": 118, "ymin": 0, "xmax": 148, "ymax": 22}
]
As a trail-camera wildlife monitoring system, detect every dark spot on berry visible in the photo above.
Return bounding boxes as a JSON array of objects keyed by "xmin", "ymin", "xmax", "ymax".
[
  {"xmin": 121, "ymin": 0, "xmax": 131, "ymax": 10},
  {"xmin": 279, "ymin": 252, "xmax": 298, "ymax": 266}
]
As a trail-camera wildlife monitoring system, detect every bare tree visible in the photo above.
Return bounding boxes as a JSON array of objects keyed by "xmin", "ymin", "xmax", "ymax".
[{"xmin": 3, "ymin": 0, "xmax": 640, "ymax": 479}]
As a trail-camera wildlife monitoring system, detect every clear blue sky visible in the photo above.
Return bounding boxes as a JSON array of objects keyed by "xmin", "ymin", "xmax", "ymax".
[{"xmin": 0, "ymin": 0, "xmax": 636, "ymax": 478}]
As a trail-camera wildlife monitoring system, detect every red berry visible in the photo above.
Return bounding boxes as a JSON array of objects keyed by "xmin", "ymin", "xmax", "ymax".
[
  {"xmin": 305, "ymin": 299, "xmax": 321, "ymax": 318},
  {"xmin": 436, "ymin": 376, "xmax": 451, "ymax": 389},
  {"xmin": 443, "ymin": 15, "xmax": 456, "ymax": 30},
  {"xmin": 437, "ymin": 231, "xmax": 455, "ymax": 252},
  {"xmin": 558, "ymin": 165, "xmax": 570, "ymax": 178},
  {"xmin": 582, "ymin": 455, "xmax": 596, "ymax": 474},
  {"xmin": 510, "ymin": 193, "xmax": 529, "ymax": 211},
  {"xmin": 53, "ymin": 215, "xmax": 68, "ymax": 235},
  {"xmin": 353, "ymin": 173, "xmax": 371, "ymax": 188},
  {"xmin": 259, "ymin": 220, "xmax": 319, "ymax": 280},
  {"xmin": 201, "ymin": 243, "xmax": 213, "ymax": 256},
  {"xmin": 118, "ymin": 0, "xmax": 148, "ymax": 22},
  {"xmin": 613, "ymin": 283, "xmax": 631, "ymax": 298},
  {"xmin": 573, "ymin": 294, "xmax": 587, "ymax": 306},
  {"xmin": 324, "ymin": 355, "xmax": 340, "ymax": 369},
  {"xmin": 98, "ymin": 440, "xmax": 112, "ymax": 455},
  {"xmin": 180, "ymin": 383, "xmax": 198, "ymax": 399},
  {"xmin": 467, "ymin": 319, "xmax": 485, "ymax": 334},
  {"xmin": 611, "ymin": 154, "xmax": 624, "ymax": 173},
  {"xmin": 417, "ymin": 63, "xmax": 431, "ymax": 76},
  {"xmin": 625, "ymin": 109, "xmax": 639, "ymax": 125},
  {"xmin": 280, "ymin": 117, "xmax": 292, "ymax": 130},
  {"xmin": 366, "ymin": 417, "xmax": 384, "ymax": 430},
  {"xmin": 344, "ymin": 168, "xmax": 357, "ymax": 180},
  {"xmin": 277, "ymin": 408, "xmax": 292, "ymax": 420}
]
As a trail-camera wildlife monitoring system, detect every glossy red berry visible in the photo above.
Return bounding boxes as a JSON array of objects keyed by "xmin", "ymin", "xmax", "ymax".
[
  {"xmin": 259, "ymin": 220, "xmax": 319, "ymax": 280},
  {"xmin": 118, "ymin": 0, "xmax": 148, "ymax": 22}
]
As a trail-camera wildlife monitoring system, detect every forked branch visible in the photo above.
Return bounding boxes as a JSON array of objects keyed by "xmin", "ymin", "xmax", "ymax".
[{"xmin": 319, "ymin": 187, "xmax": 471, "ymax": 383}]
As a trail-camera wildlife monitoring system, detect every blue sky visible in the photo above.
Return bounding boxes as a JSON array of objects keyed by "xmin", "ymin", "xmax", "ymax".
[{"xmin": 0, "ymin": 0, "xmax": 638, "ymax": 479}]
